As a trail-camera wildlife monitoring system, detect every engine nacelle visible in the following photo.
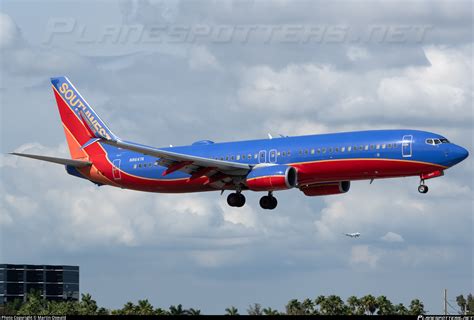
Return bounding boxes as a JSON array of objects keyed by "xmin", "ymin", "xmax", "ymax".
[
  {"xmin": 246, "ymin": 165, "xmax": 297, "ymax": 191},
  {"xmin": 300, "ymin": 181, "xmax": 350, "ymax": 196}
]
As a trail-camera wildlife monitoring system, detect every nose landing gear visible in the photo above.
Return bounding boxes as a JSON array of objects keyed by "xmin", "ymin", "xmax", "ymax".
[
  {"xmin": 227, "ymin": 192, "xmax": 246, "ymax": 207},
  {"xmin": 418, "ymin": 180, "xmax": 429, "ymax": 194},
  {"xmin": 260, "ymin": 192, "xmax": 278, "ymax": 210}
]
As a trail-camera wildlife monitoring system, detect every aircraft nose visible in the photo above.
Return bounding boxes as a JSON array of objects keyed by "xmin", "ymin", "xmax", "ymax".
[{"xmin": 450, "ymin": 145, "xmax": 469, "ymax": 165}]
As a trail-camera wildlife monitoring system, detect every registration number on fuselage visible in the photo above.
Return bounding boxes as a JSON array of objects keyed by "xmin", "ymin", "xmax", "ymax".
[{"xmin": 129, "ymin": 157, "xmax": 145, "ymax": 162}]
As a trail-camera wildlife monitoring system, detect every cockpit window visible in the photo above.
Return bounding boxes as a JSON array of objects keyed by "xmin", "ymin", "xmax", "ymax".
[{"xmin": 426, "ymin": 138, "xmax": 450, "ymax": 145}]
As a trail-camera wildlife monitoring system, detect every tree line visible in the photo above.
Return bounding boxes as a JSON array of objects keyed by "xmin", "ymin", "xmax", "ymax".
[{"xmin": 2, "ymin": 291, "xmax": 473, "ymax": 315}]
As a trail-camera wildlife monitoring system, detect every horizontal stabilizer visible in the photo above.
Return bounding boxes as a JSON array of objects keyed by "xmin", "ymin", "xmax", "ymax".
[{"xmin": 10, "ymin": 152, "xmax": 92, "ymax": 168}]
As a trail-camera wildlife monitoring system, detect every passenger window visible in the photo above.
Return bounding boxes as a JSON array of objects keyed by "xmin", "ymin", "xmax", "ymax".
[
  {"xmin": 317, "ymin": 148, "xmax": 321, "ymax": 154},
  {"xmin": 133, "ymin": 164, "xmax": 137, "ymax": 169},
  {"xmin": 231, "ymin": 156, "xmax": 234, "ymax": 160},
  {"xmin": 277, "ymin": 151, "xmax": 281, "ymax": 156},
  {"xmin": 138, "ymin": 164, "xmax": 142, "ymax": 168},
  {"xmin": 311, "ymin": 149, "xmax": 315, "ymax": 154},
  {"xmin": 304, "ymin": 149, "xmax": 308, "ymax": 155},
  {"xmin": 364, "ymin": 145, "xmax": 369, "ymax": 150},
  {"xmin": 393, "ymin": 143, "xmax": 397, "ymax": 148},
  {"xmin": 226, "ymin": 156, "xmax": 229, "ymax": 160},
  {"xmin": 382, "ymin": 144, "xmax": 386, "ymax": 149},
  {"xmin": 236, "ymin": 155, "xmax": 240, "ymax": 160},
  {"xmin": 220, "ymin": 157, "xmax": 224, "ymax": 160},
  {"xmin": 387, "ymin": 144, "xmax": 392, "ymax": 148},
  {"xmin": 335, "ymin": 147, "xmax": 339, "ymax": 152},
  {"xmin": 328, "ymin": 148, "xmax": 333, "ymax": 153},
  {"xmin": 322, "ymin": 148, "xmax": 326, "ymax": 153},
  {"xmin": 282, "ymin": 151, "xmax": 286, "ymax": 156},
  {"xmin": 254, "ymin": 154, "xmax": 258, "ymax": 159},
  {"xmin": 376, "ymin": 144, "xmax": 380, "ymax": 149},
  {"xmin": 155, "ymin": 161, "xmax": 159, "ymax": 166},
  {"xmin": 370, "ymin": 145, "xmax": 374, "ymax": 150},
  {"xmin": 288, "ymin": 151, "xmax": 291, "ymax": 156},
  {"xmin": 434, "ymin": 139, "xmax": 441, "ymax": 145},
  {"xmin": 341, "ymin": 147, "xmax": 345, "ymax": 152},
  {"xmin": 347, "ymin": 146, "xmax": 351, "ymax": 152}
]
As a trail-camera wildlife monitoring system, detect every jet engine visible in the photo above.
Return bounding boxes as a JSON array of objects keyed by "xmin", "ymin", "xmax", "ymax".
[
  {"xmin": 300, "ymin": 181, "xmax": 350, "ymax": 196},
  {"xmin": 246, "ymin": 165, "xmax": 297, "ymax": 191}
]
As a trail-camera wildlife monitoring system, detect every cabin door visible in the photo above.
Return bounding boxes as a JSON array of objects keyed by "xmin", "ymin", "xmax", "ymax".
[
  {"xmin": 402, "ymin": 135, "xmax": 413, "ymax": 158},
  {"xmin": 112, "ymin": 158, "xmax": 122, "ymax": 180}
]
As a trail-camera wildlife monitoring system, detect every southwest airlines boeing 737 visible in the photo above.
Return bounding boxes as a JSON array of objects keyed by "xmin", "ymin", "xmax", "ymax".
[{"xmin": 11, "ymin": 77, "xmax": 469, "ymax": 210}]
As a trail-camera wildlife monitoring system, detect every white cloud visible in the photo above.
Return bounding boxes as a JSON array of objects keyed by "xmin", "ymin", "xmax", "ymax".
[
  {"xmin": 350, "ymin": 245, "xmax": 379, "ymax": 269},
  {"xmin": 0, "ymin": 12, "xmax": 20, "ymax": 48},
  {"xmin": 237, "ymin": 45, "xmax": 472, "ymax": 128},
  {"xmin": 346, "ymin": 46, "xmax": 370, "ymax": 61},
  {"xmin": 381, "ymin": 231, "xmax": 404, "ymax": 243},
  {"xmin": 188, "ymin": 46, "xmax": 220, "ymax": 70}
]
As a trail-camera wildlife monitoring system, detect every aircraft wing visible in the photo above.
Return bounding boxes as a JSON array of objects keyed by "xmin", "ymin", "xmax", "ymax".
[
  {"xmin": 78, "ymin": 110, "xmax": 251, "ymax": 182},
  {"xmin": 99, "ymin": 139, "xmax": 252, "ymax": 176},
  {"xmin": 10, "ymin": 152, "xmax": 92, "ymax": 168}
]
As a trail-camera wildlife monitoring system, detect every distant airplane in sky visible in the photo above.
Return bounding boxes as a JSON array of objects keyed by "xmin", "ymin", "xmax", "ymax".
[
  {"xmin": 11, "ymin": 77, "xmax": 469, "ymax": 210},
  {"xmin": 345, "ymin": 232, "xmax": 361, "ymax": 238}
]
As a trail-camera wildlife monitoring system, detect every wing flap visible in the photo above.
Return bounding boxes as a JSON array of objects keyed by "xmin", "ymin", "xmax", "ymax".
[{"xmin": 10, "ymin": 152, "xmax": 92, "ymax": 168}]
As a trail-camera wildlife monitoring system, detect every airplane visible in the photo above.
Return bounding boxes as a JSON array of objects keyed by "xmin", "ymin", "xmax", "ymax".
[
  {"xmin": 344, "ymin": 232, "xmax": 361, "ymax": 238},
  {"xmin": 10, "ymin": 77, "xmax": 469, "ymax": 210}
]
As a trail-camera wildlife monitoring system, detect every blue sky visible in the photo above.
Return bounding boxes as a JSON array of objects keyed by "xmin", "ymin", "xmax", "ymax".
[{"xmin": 0, "ymin": 0, "xmax": 472, "ymax": 314}]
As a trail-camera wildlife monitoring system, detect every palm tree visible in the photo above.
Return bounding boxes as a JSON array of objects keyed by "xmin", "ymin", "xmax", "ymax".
[
  {"xmin": 394, "ymin": 303, "xmax": 409, "ymax": 315},
  {"xmin": 316, "ymin": 295, "xmax": 347, "ymax": 315},
  {"xmin": 186, "ymin": 308, "xmax": 201, "ymax": 315},
  {"xmin": 409, "ymin": 299, "xmax": 426, "ymax": 315},
  {"xmin": 154, "ymin": 307, "xmax": 168, "ymax": 315},
  {"xmin": 302, "ymin": 298, "xmax": 315, "ymax": 314},
  {"xmin": 376, "ymin": 295, "xmax": 394, "ymax": 315},
  {"xmin": 137, "ymin": 299, "xmax": 154, "ymax": 315},
  {"xmin": 347, "ymin": 296, "xmax": 363, "ymax": 315},
  {"xmin": 169, "ymin": 304, "xmax": 186, "ymax": 315},
  {"xmin": 247, "ymin": 303, "xmax": 263, "ymax": 315},
  {"xmin": 225, "ymin": 306, "xmax": 239, "ymax": 315},
  {"xmin": 79, "ymin": 293, "xmax": 98, "ymax": 315},
  {"xmin": 121, "ymin": 301, "xmax": 137, "ymax": 315},
  {"xmin": 456, "ymin": 295, "xmax": 467, "ymax": 314},
  {"xmin": 263, "ymin": 307, "xmax": 279, "ymax": 315},
  {"xmin": 361, "ymin": 295, "xmax": 378, "ymax": 315},
  {"xmin": 285, "ymin": 299, "xmax": 305, "ymax": 315}
]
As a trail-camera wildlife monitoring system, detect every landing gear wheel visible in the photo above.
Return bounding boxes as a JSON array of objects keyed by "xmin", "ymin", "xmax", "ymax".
[
  {"xmin": 418, "ymin": 184, "xmax": 428, "ymax": 194},
  {"xmin": 259, "ymin": 195, "xmax": 278, "ymax": 210},
  {"xmin": 268, "ymin": 196, "xmax": 277, "ymax": 210},
  {"xmin": 236, "ymin": 193, "xmax": 246, "ymax": 207},
  {"xmin": 227, "ymin": 192, "xmax": 246, "ymax": 207}
]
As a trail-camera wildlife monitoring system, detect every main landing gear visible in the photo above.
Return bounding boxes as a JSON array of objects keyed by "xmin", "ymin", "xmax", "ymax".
[
  {"xmin": 260, "ymin": 192, "xmax": 278, "ymax": 210},
  {"xmin": 226, "ymin": 191, "xmax": 278, "ymax": 210},
  {"xmin": 227, "ymin": 192, "xmax": 246, "ymax": 207},
  {"xmin": 418, "ymin": 180, "xmax": 429, "ymax": 194}
]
